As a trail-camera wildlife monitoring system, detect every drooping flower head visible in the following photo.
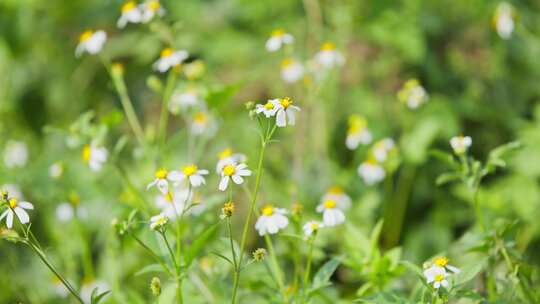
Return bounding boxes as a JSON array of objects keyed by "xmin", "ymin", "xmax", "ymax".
[
  {"xmin": 153, "ymin": 47, "xmax": 188, "ymax": 73},
  {"xmin": 303, "ymin": 220, "xmax": 324, "ymax": 237},
  {"xmin": 255, "ymin": 204, "xmax": 289, "ymax": 236},
  {"xmin": 117, "ymin": 1, "xmax": 143, "ymax": 28},
  {"xmin": 140, "ymin": 0, "xmax": 165, "ymax": 23},
  {"xmin": 371, "ymin": 138, "xmax": 395, "ymax": 162},
  {"xmin": 275, "ymin": 97, "xmax": 301, "ymax": 127},
  {"xmin": 358, "ymin": 158, "xmax": 385, "ymax": 185},
  {"xmin": 265, "ymin": 29, "xmax": 294, "ymax": 52},
  {"xmin": 314, "ymin": 42, "xmax": 345, "ymax": 68},
  {"xmin": 75, "ymin": 30, "xmax": 107, "ymax": 57},
  {"xmin": 397, "ymin": 79, "xmax": 428, "ymax": 109},
  {"xmin": 321, "ymin": 186, "xmax": 351, "ymax": 210},
  {"xmin": 316, "ymin": 199, "xmax": 345, "ymax": 227},
  {"xmin": 280, "ymin": 58, "xmax": 304, "ymax": 83}
]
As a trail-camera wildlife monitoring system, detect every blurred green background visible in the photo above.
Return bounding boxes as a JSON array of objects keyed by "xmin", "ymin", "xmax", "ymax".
[{"xmin": 2, "ymin": 0, "xmax": 540, "ymax": 303}]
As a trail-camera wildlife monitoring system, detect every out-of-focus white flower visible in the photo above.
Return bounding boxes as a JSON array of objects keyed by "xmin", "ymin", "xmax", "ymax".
[
  {"xmin": 280, "ymin": 58, "xmax": 304, "ymax": 83},
  {"xmin": 49, "ymin": 162, "xmax": 64, "ymax": 179},
  {"xmin": 316, "ymin": 199, "xmax": 345, "ymax": 227},
  {"xmin": 80, "ymin": 279, "xmax": 109, "ymax": 304},
  {"xmin": 1, "ymin": 184, "xmax": 23, "ymax": 200},
  {"xmin": 218, "ymin": 162, "xmax": 252, "ymax": 191},
  {"xmin": 358, "ymin": 160, "xmax": 385, "ymax": 185},
  {"xmin": 0, "ymin": 198, "xmax": 34, "ymax": 229},
  {"xmin": 255, "ymin": 205, "xmax": 289, "ymax": 236},
  {"xmin": 190, "ymin": 111, "xmax": 216, "ymax": 136},
  {"xmin": 265, "ymin": 29, "xmax": 294, "ymax": 52},
  {"xmin": 169, "ymin": 87, "xmax": 204, "ymax": 114},
  {"xmin": 169, "ymin": 164, "xmax": 208, "ymax": 188},
  {"xmin": 154, "ymin": 189, "xmax": 192, "ymax": 219},
  {"xmin": 321, "ymin": 186, "xmax": 351, "ymax": 210},
  {"xmin": 56, "ymin": 203, "xmax": 74, "ymax": 222},
  {"xmin": 450, "ymin": 135, "xmax": 472, "ymax": 155},
  {"xmin": 346, "ymin": 115, "xmax": 372, "ymax": 150},
  {"xmin": 397, "ymin": 79, "xmax": 428, "ymax": 109},
  {"xmin": 428, "ymin": 256, "xmax": 461, "ymax": 274},
  {"xmin": 255, "ymin": 99, "xmax": 280, "ymax": 118},
  {"xmin": 117, "ymin": 1, "xmax": 143, "ymax": 28},
  {"xmin": 82, "ymin": 144, "xmax": 108, "ymax": 172},
  {"xmin": 216, "ymin": 148, "xmax": 247, "ymax": 173},
  {"xmin": 303, "ymin": 221, "xmax": 324, "ymax": 237},
  {"xmin": 314, "ymin": 42, "xmax": 345, "ymax": 68},
  {"xmin": 140, "ymin": 0, "xmax": 165, "ymax": 23},
  {"xmin": 372, "ymin": 138, "xmax": 395, "ymax": 162},
  {"xmin": 150, "ymin": 213, "xmax": 168, "ymax": 230},
  {"xmin": 275, "ymin": 97, "xmax": 300, "ymax": 127},
  {"xmin": 493, "ymin": 2, "xmax": 515, "ymax": 40},
  {"xmin": 4, "ymin": 140, "xmax": 28, "ymax": 168},
  {"xmin": 424, "ymin": 266, "xmax": 449, "ymax": 289},
  {"xmin": 153, "ymin": 48, "xmax": 188, "ymax": 73},
  {"xmin": 75, "ymin": 30, "xmax": 107, "ymax": 57}
]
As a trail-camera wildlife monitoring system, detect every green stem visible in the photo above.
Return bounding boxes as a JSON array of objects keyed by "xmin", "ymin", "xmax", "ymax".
[
  {"xmin": 161, "ymin": 231, "xmax": 179, "ymax": 271},
  {"xmin": 264, "ymin": 234, "xmax": 286, "ymax": 300},
  {"xmin": 473, "ymin": 186, "xmax": 485, "ymax": 232},
  {"xmin": 227, "ymin": 218, "xmax": 238, "ymax": 269},
  {"xmin": 231, "ymin": 140, "xmax": 268, "ymax": 304},
  {"xmin": 129, "ymin": 232, "xmax": 173, "ymax": 277},
  {"xmin": 302, "ymin": 238, "xmax": 315, "ymax": 303},
  {"xmin": 159, "ymin": 71, "xmax": 177, "ymax": 146}
]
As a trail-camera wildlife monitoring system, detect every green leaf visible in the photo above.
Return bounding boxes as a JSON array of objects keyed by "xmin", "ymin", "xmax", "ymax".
[
  {"xmin": 400, "ymin": 261, "xmax": 430, "ymax": 289},
  {"xmin": 454, "ymin": 258, "xmax": 487, "ymax": 286},
  {"xmin": 184, "ymin": 223, "xmax": 219, "ymax": 267},
  {"xmin": 206, "ymin": 83, "xmax": 242, "ymax": 108},
  {"xmin": 90, "ymin": 288, "xmax": 111, "ymax": 304},
  {"xmin": 436, "ymin": 172, "xmax": 461, "ymax": 186},
  {"xmin": 134, "ymin": 263, "xmax": 164, "ymax": 276},
  {"xmin": 430, "ymin": 149, "xmax": 458, "ymax": 168},
  {"xmin": 309, "ymin": 257, "xmax": 342, "ymax": 294},
  {"xmin": 211, "ymin": 251, "xmax": 234, "ymax": 266}
]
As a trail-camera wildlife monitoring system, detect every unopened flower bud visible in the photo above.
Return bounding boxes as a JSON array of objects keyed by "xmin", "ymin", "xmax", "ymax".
[
  {"xmin": 221, "ymin": 201, "xmax": 235, "ymax": 218},
  {"xmin": 291, "ymin": 202, "xmax": 303, "ymax": 216},
  {"xmin": 111, "ymin": 62, "xmax": 124, "ymax": 76},
  {"xmin": 252, "ymin": 248, "xmax": 266, "ymax": 262},
  {"xmin": 150, "ymin": 277, "xmax": 161, "ymax": 296},
  {"xmin": 245, "ymin": 101, "xmax": 255, "ymax": 111}
]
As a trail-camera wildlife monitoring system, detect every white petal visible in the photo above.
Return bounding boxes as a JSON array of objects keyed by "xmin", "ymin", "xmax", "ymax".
[
  {"xmin": 218, "ymin": 176, "xmax": 229, "ymax": 191},
  {"xmin": 197, "ymin": 169, "xmax": 209, "ymax": 175},
  {"xmin": 19, "ymin": 201, "xmax": 34, "ymax": 210},
  {"xmin": 286, "ymin": 108, "xmax": 296, "ymax": 126},
  {"xmin": 190, "ymin": 175, "xmax": 205, "ymax": 187},
  {"xmin": 6, "ymin": 211, "xmax": 13, "ymax": 229},
  {"xmin": 276, "ymin": 109, "xmax": 286, "ymax": 127},
  {"xmin": 14, "ymin": 207, "xmax": 30, "ymax": 224},
  {"xmin": 231, "ymin": 175, "xmax": 244, "ymax": 185},
  {"xmin": 237, "ymin": 169, "xmax": 252, "ymax": 176},
  {"xmin": 157, "ymin": 179, "xmax": 169, "ymax": 194}
]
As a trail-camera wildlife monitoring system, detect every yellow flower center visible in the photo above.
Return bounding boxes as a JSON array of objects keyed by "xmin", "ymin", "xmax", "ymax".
[
  {"xmin": 154, "ymin": 216, "xmax": 168, "ymax": 226},
  {"xmin": 148, "ymin": 0, "xmax": 161, "ymax": 11},
  {"xmin": 434, "ymin": 274, "xmax": 445, "ymax": 282},
  {"xmin": 155, "ymin": 169, "xmax": 168, "ymax": 179},
  {"xmin": 321, "ymin": 42, "xmax": 336, "ymax": 51},
  {"xmin": 82, "ymin": 145, "xmax": 91, "ymax": 162},
  {"xmin": 182, "ymin": 164, "xmax": 198, "ymax": 176},
  {"xmin": 434, "ymin": 257, "xmax": 449, "ymax": 267},
  {"xmin": 69, "ymin": 192, "xmax": 81, "ymax": 206},
  {"xmin": 271, "ymin": 29, "xmax": 285, "ymax": 37},
  {"xmin": 281, "ymin": 58, "xmax": 293, "ymax": 67},
  {"xmin": 365, "ymin": 158, "xmax": 377, "ymax": 165},
  {"xmin": 262, "ymin": 205, "xmax": 274, "ymax": 216},
  {"xmin": 264, "ymin": 101, "xmax": 274, "ymax": 110},
  {"xmin": 348, "ymin": 115, "xmax": 367, "ymax": 135},
  {"xmin": 280, "ymin": 97, "xmax": 292, "ymax": 109},
  {"xmin": 121, "ymin": 1, "xmax": 137, "ymax": 12},
  {"xmin": 161, "ymin": 47, "xmax": 174, "ymax": 58},
  {"xmin": 79, "ymin": 30, "xmax": 93, "ymax": 43},
  {"xmin": 9, "ymin": 198, "xmax": 17, "ymax": 209},
  {"xmin": 194, "ymin": 112, "xmax": 207, "ymax": 123},
  {"xmin": 218, "ymin": 148, "xmax": 233, "ymax": 160},
  {"xmin": 310, "ymin": 222, "xmax": 319, "ymax": 230},
  {"xmin": 323, "ymin": 199, "xmax": 336, "ymax": 209},
  {"xmin": 223, "ymin": 164, "xmax": 236, "ymax": 176},
  {"xmin": 328, "ymin": 186, "xmax": 343, "ymax": 194},
  {"xmin": 165, "ymin": 192, "xmax": 174, "ymax": 202}
]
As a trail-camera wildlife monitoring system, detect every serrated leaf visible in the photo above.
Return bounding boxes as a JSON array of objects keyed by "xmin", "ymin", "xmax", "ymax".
[{"xmin": 134, "ymin": 263, "xmax": 164, "ymax": 276}]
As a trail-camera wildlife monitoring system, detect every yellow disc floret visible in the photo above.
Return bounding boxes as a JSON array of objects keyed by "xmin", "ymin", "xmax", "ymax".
[
  {"xmin": 262, "ymin": 205, "xmax": 274, "ymax": 216},
  {"xmin": 148, "ymin": 0, "xmax": 161, "ymax": 11},
  {"xmin": 434, "ymin": 274, "xmax": 445, "ymax": 282},
  {"xmin": 218, "ymin": 148, "xmax": 233, "ymax": 160},
  {"xmin": 79, "ymin": 30, "xmax": 93, "ymax": 43},
  {"xmin": 161, "ymin": 48, "xmax": 173, "ymax": 58},
  {"xmin": 155, "ymin": 169, "xmax": 168, "ymax": 179},
  {"xmin": 280, "ymin": 97, "xmax": 292, "ymax": 109},
  {"xmin": 321, "ymin": 42, "xmax": 336, "ymax": 51},
  {"xmin": 323, "ymin": 199, "xmax": 336, "ymax": 209},
  {"xmin": 222, "ymin": 164, "xmax": 236, "ymax": 176},
  {"xmin": 434, "ymin": 257, "xmax": 449, "ymax": 267},
  {"xmin": 271, "ymin": 29, "xmax": 285, "ymax": 37},
  {"xmin": 82, "ymin": 145, "xmax": 91, "ymax": 162},
  {"xmin": 121, "ymin": 1, "xmax": 137, "ymax": 12},
  {"xmin": 193, "ymin": 112, "xmax": 207, "ymax": 123},
  {"xmin": 182, "ymin": 164, "xmax": 198, "ymax": 176},
  {"xmin": 9, "ymin": 198, "xmax": 17, "ymax": 209},
  {"xmin": 281, "ymin": 58, "xmax": 293, "ymax": 67},
  {"xmin": 264, "ymin": 101, "xmax": 275, "ymax": 110},
  {"xmin": 328, "ymin": 186, "xmax": 343, "ymax": 194}
]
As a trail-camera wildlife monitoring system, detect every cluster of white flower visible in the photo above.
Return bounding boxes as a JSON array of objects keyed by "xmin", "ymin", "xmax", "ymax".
[
  {"xmin": 82, "ymin": 143, "xmax": 108, "ymax": 172},
  {"xmin": 357, "ymin": 138, "xmax": 396, "ymax": 186},
  {"xmin": 117, "ymin": 0, "xmax": 165, "ymax": 28},
  {"xmin": 254, "ymin": 97, "xmax": 301, "ymax": 127},
  {"xmin": 346, "ymin": 114, "xmax": 372, "ymax": 150},
  {"xmin": 397, "ymin": 79, "xmax": 428, "ymax": 110},
  {"xmin": 265, "ymin": 29, "xmax": 345, "ymax": 84},
  {"xmin": 450, "ymin": 135, "xmax": 472, "ymax": 155},
  {"xmin": 423, "ymin": 256, "xmax": 460, "ymax": 289},
  {"xmin": 0, "ymin": 188, "xmax": 34, "ymax": 229}
]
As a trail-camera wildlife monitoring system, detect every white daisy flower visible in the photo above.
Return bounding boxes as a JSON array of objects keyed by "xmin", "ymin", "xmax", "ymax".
[
  {"xmin": 358, "ymin": 160, "xmax": 385, "ymax": 185},
  {"xmin": 169, "ymin": 87, "xmax": 204, "ymax": 114},
  {"xmin": 316, "ymin": 199, "xmax": 345, "ymax": 227},
  {"xmin": 275, "ymin": 97, "xmax": 300, "ymax": 127},
  {"xmin": 80, "ymin": 280, "xmax": 109, "ymax": 304},
  {"xmin": 0, "ymin": 197, "xmax": 34, "ymax": 229},
  {"xmin": 49, "ymin": 161, "xmax": 64, "ymax": 179},
  {"xmin": 140, "ymin": 0, "xmax": 165, "ymax": 23},
  {"xmin": 147, "ymin": 169, "xmax": 176, "ymax": 194},
  {"xmin": 255, "ymin": 99, "xmax": 280, "ymax": 118},
  {"xmin": 430, "ymin": 256, "xmax": 461, "ymax": 274},
  {"xmin": 280, "ymin": 58, "xmax": 304, "ymax": 83},
  {"xmin": 255, "ymin": 204, "xmax": 289, "ymax": 236},
  {"xmin": 117, "ymin": 1, "xmax": 143, "ymax": 28},
  {"xmin": 75, "ymin": 30, "xmax": 107, "ymax": 57},
  {"xmin": 55, "ymin": 202, "xmax": 87, "ymax": 222},
  {"xmin": 150, "ymin": 213, "xmax": 169, "ymax": 230},
  {"xmin": 153, "ymin": 47, "xmax": 189, "ymax": 73},
  {"xmin": 321, "ymin": 186, "xmax": 351, "ymax": 210},
  {"xmin": 265, "ymin": 29, "xmax": 294, "ymax": 52},
  {"xmin": 169, "ymin": 164, "xmax": 209, "ymax": 188},
  {"xmin": 372, "ymin": 138, "xmax": 395, "ymax": 162},
  {"xmin": 218, "ymin": 162, "xmax": 252, "ymax": 191},
  {"xmin": 3, "ymin": 140, "xmax": 28, "ymax": 168},
  {"xmin": 450, "ymin": 135, "xmax": 472, "ymax": 155},
  {"xmin": 190, "ymin": 111, "xmax": 217, "ymax": 136},
  {"xmin": 82, "ymin": 144, "xmax": 108, "ymax": 172},
  {"xmin": 397, "ymin": 79, "xmax": 428, "ymax": 109},
  {"xmin": 345, "ymin": 115, "xmax": 372, "ymax": 150},
  {"xmin": 215, "ymin": 148, "xmax": 247, "ymax": 173},
  {"xmin": 314, "ymin": 42, "xmax": 345, "ymax": 68},
  {"xmin": 154, "ymin": 188, "xmax": 193, "ymax": 219},
  {"xmin": 494, "ymin": 2, "xmax": 515, "ymax": 40},
  {"xmin": 424, "ymin": 265, "xmax": 449, "ymax": 289},
  {"xmin": 303, "ymin": 220, "xmax": 324, "ymax": 237}
]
